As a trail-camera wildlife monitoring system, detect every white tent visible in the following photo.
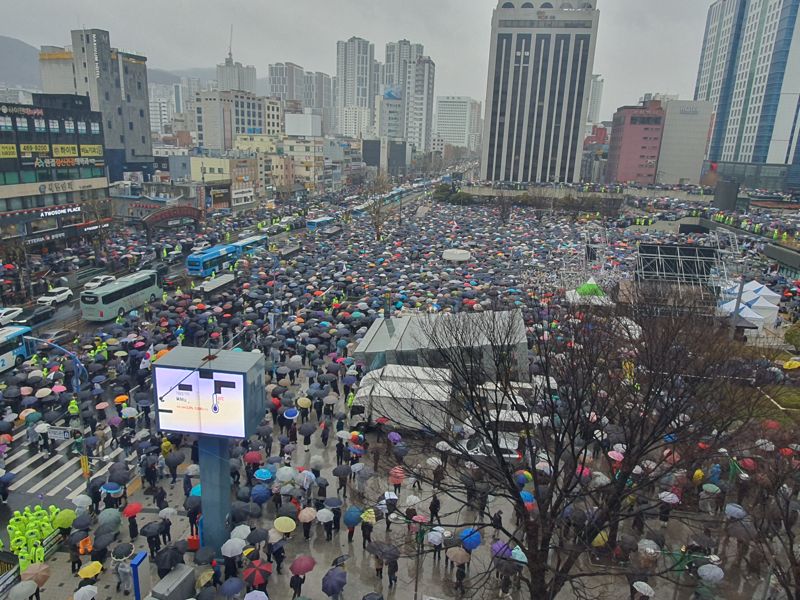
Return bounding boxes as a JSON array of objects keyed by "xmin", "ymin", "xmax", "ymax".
[
  {"xmin": 749, "ymin": 296, "xmax": 779, "ymax": 323},
  {"xmin": 737, "ymin": 305, "xmax": 765, "ymax": 329},
  {"xmin": 743, "ymin": 280, "xmax": 764, "ymax": 292},
  {"xmin": 754, "ymin": 286, "xmax": 781, "ymax": 303},
  {"xmin": 740, "ymin": 291, "xmax": 760, "ymax": 305}
]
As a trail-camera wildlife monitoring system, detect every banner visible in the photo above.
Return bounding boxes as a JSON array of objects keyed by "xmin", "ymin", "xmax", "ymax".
[
  {"xmin": 19, "ymin": 143, "xmax": 49, "ymax": 154},
  {"xmin": 79, "ymin": 144, "xmax": 103, "ymax": 157},
  {"xmin": 52, "ymin": 144, "xmax": 78, "ymax": 157},
  {"xmin": 0, "ymin": 144, "xmax": 16, "ymax": 158}
]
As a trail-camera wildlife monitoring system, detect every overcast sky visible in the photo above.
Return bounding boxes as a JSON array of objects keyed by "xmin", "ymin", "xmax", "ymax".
[{"xmin": 5, "ymin": 0, "xmax": 710, "ymax": 121}]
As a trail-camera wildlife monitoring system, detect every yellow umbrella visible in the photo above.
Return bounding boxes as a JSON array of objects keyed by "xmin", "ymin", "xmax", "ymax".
[
  {"xmin": 783, "ymin": 360, "xmax": 800, "ymax": 370},
  {"xmin": 297, "ymin": 397, "xmax": 312, "ymax": 409},
  {"xmin": 591, "ymin": 531, "xmax": 609, "ymax": 548},
  {"xmin": 78, "ymin": 561, "xmax": 103, "ymax": 579},
  {"xmin": 106, "ymin": 338, "xmax": 119, "ymax": 346},
  {"xmin": 360, "ymin": 508, "xmax": 376, "ymax": 524},
  {"xmin": 273, "ymin": 516, "xmax": 296, "ymax": 534},
  {"xmin": 114, "ymin": 395, "xmax": 129, "ymax": 405},
  {"xmin": 195, "ymin": 569, "xmax": 214, "ymax": 589}
]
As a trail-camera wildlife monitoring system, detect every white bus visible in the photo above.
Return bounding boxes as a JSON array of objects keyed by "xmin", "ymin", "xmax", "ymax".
[
  {"xmin": 80, "ymin": 270, "xmax": 163, "ymax": 321},
  {"xmin": 194, "ymin": 273, "xmax": 236, "ymax": 298}
]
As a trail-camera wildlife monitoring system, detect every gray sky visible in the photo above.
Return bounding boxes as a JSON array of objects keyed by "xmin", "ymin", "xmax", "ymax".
[{"xmin": 5, "ymin": 0, "xmax": 709, "ymax": 121}]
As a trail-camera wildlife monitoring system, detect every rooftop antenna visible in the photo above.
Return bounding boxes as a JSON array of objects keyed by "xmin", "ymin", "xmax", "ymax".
[{"xmin": 228, "ymin": 24, "xmax": 233, "ymax": 61}]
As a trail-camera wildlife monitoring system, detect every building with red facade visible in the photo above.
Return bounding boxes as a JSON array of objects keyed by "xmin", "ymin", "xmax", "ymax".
[{"xmin": 606, "ymin": 100, "xmax": 665, "ymax": 185}]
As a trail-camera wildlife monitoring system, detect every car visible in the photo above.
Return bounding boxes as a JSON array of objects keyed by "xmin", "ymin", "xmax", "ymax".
[
  {"xmin": 11, "ymin": 305, "xmax": 56, "ymax": 327},
  {"xmin": 191, "ymin": 241, "xmax": 211, "ymax": 253},
  {"xmin": 83, "ymin": 275, "xmax": 116, "ymax": 290},
  {"xmin": 37, "ymin": 329, "xmax": 74, "ymax": 347},
  {"xmin": 0, "ymin": 307, "xmax": 23, "ymax": 326},
  {"xmin": 448, "ymin": 435, "xmax": 523, "ymax": 467},
  {"xmin": 36, "ymin": 287, "xmax": 73, "ymax": 306}
]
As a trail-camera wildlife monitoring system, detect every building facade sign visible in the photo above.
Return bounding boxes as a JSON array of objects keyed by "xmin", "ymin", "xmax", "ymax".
[
  {"xmin": 80, "ymin": 144, "xmax": 104, "ymax": 157},
  {"xmin": 0, "ymin": 144, "xmax": 17, "ymax": 158},
  {"xmin": 19, "ymin": 143, "xmax": 50, "ymax": 154},
  {"xmin": 0, "ymin": 177, "xmax": 108, "ymax": 200},
  {"xmin": 0, "ymin": 105, "xmax": 44, "ymax": 117},
  {"xmin": 39, "ymin": 205, "xmax": 81, "ymax": 218},
  {"xmin": 52, "ymin": 144, "xmax": 79, "ymax": 157},
  {"xmin": 25, "ymin": 157, "xmax": 103, "ymax": 168}
]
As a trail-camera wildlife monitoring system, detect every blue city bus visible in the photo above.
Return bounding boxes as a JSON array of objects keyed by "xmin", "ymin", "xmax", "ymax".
[
  {"xmin": 231, "ymin": 234, "xmax": 269, "ymax": 257},
  {"xmin": 306, "ymin": 217, "xmax": 335, "ymax": 232},
  {"xmin": 0, "ymin": 325, "xmax": 35, "ymax": 372},
  {"xmin": 186, "ymin": 244, "xmax": 239, "ymax": 278}
]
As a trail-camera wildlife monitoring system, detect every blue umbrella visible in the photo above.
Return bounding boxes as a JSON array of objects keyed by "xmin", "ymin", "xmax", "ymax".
[
  {"xmin": 460, "ymin": 528, "xmax": 482, "ymax": 551},
  {"xmin": 251, "ymin": 484, "xmax": 271, "ymax": 504},
  {"xmin": 220, "ymin": 576, "xmax": 243, "ymax": 597},
  {"xmin": 343, "ymin": 506, "xmax": 362, "ymax": 528},
  {"xmin": 92, "ymin": 375, "xmax": 106, "ymax": 384},
  {"xmin": 190, "ymin": 484, "xmax": 202, "ymax": 497},
  {"xmin": 321, "ymin": 567, "xmax": 347, "ymax": 597},
  {"xmin": 283, "ymin": 408, "xmax": 299, "ymax": 420},
  {"xmin": 0, "ymin": 472, "xmax": 16, "ymax": 484},
  {"xmin": 101, "ymin": 482, "xmax": 122, "ymax": 495},
  {"xmin": 254, "ymin": 468, "xmax": 273, "ymax": 481}
]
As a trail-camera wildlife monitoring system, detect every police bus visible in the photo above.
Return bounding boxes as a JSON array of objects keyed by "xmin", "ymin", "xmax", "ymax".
[
  {"xmin": 80, "ymin": 270, "xmax": 163, "ymax": 321},
  {"xmin": 0, "ymin": 326, "xmax": 35, "ymax": 372},
  {"xmin": 185, "ymin": 244, "xmax": 238, "ymax": 278}
]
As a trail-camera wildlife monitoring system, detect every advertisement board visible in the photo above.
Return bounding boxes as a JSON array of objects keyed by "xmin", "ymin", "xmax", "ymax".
[
  {"xmin": 80, "ymin": 145, "xmax": 104, "ymax": 157},
  {"xmin": 154, "ymin": 367, "xmax": 246, "ymax": 437},
  {"xmin": 0, "ymin": 144, "xmax": 16, "ymax": 158},
  {"xmin": 52, "ymin": 144, "xmax": 78, "ymax": 157}
]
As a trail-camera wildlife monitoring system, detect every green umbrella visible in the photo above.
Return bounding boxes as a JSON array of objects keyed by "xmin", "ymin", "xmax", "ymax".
[
  {"xmin": 25, "ymin": 412, "xmax": 43, "ymax": 424},
  {"xmin": 702, "ymin": 483, "xmax": 720, "ymax": 495},
  {"xmin": 53, "ymin": 509, "xmax": 77, "ymax": 529},
  {"xmin": 97, "ymin": 508, "xmax": 122, "ymax": 528}
]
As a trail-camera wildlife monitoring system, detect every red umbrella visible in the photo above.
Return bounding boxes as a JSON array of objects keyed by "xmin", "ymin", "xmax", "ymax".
[
  {"xmin": 739, "ymin": 457, "xmax": 757, "ymax": 471},
  {"xmin": 290, "ymin": 555, "xmax": 316, "ymax": 575},
  {"xmin": 762, "ymin": 419, "xmax": 781, "ymax": 431},
  {"xmin": 243, "ymin": 451, "xmax": 262, "ymax": 465},
  {"xmin": 122, "ymin": 502, "xmax": 143, "ymax": 517},
  {"xmin": 242, "ymin": 560, "xmax": 272, "ymax": 587}
]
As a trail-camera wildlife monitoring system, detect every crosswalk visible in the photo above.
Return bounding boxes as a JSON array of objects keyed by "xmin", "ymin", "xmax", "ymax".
[{"xmin": 3, "ymin": 421, "xmax": 138, "ymax": 502}]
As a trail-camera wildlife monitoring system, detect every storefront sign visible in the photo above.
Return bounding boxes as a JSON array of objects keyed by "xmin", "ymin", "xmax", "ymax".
[
  {"xmin": 19, "ymin": 143, "xmax": 50, "ymax": 154},
  {"xmin": 52, "ymin": 144, "xmax": 78, "ymax": 157},
  {"xmin": 0, "ymin": 177, "xmax": 107, "ymax": 200},
  {"xmin": 0, "ymin": 105, "xmax": 44, "ymax": 117},
  {"xmin": 232, "ymin": 188, "xmax": 254, "ymax": 199},
  {"xmin": 24, "ymin": 231, "xmax": 66, "ymax": 246},
  {"xmin": 27, "ymin": 157, "xmax": 102, "ymax": 168},
  {"xmin": 0, "ymin": 144, "xmax": 16, "ymax": 158},
  {"xmin": 80, "ymin": 144, "xmax": 104, "ymax": 157},
  {"xmin": 39, "ymin": 205, "xmax": 81, "ymax": 218},
  {"xmin": 80, "ymin": 220, "xmax": 111, "ymax": 232},
  {"xmin": 38, "ymin": 181, "xmax": 75, "ymax": 193}
]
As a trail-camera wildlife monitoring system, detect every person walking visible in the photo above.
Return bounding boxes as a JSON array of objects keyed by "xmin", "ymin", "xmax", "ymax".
[
  {"xmin": 429, "ymin": 494, "xmax": 442, "ymax": 525},
  {"xmin": 387, "ymin": 558, "xmax": 399, "ymax": 588},
  {"xmin": 374, "ymin": 555, "xmax": 384, "ymax": 579},
  {"xmin": 361, "ymin": 520, "xmax": 373, "ymax": 549},
  {"xmin": 290, "ymin": 573, "xmax": 305, "ymax": 599},
  {"xmin": 273, "ymin": 544, "xmax": 285, "ymax": 574},
  {"xmin": 127, "ymin": 516, "xmax": 138, "ymax": 541}
]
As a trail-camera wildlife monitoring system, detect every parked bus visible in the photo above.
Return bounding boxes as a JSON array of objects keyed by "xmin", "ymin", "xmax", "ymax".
[
  {"xmin": 352, "ymin": 200, "xmax": 373, "ymax": 217},
  {"xmin": 80, "ymin": 270, "xmax": 163, "ymax": 321},
  {"xmin": 230, "ymin": 234, "xmax": 268, "ymax": 257},
  {"xmin": 306, "ymin": 216, "xmax": 335, "ymax": 232},
  {"xmin": 186, "ymin": 244, "xmax": 238, "ymax": 278},
  {"xmin": 194, "ymin": 273, "xmax": 236, "ymax": 298},
  {"xmin": 0, "ymin": 326, "xmax": 35, "ymax": 372}
]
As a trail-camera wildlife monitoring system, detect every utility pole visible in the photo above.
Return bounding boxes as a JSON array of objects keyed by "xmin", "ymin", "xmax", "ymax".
[{"xmin": 728, "ymin": 255, "xmax": 748, "ymax": 340}]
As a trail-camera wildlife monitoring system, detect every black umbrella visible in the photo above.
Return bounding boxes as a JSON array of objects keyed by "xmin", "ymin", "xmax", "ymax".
[
  {"xmin": 108, "ymin": 471, "xmax": 129, "ymax": 485},
  {"xmin": 95, "ymin": 522, "xmax": 118, "ymax": 537},
  {"xmin": 93, "ymin": 533, "xmax": 116, "ymax": 551},
  {"xmin": 333, "ymin": 465, "xmax": 351, "ymax": 477},
  {"xmin": 366, "ymin": 541, "xmax": 400, "ymax": 561},
  {"xmin": 298, "ymin": 423, "xmax": 316, "ymax": 437},
  {"xmin": 112, "ymin": 542, "xmax": 134, "ymax": 560},
  {"xmin": 73, "ymin": 514, "xmax": 92, "ymax": 530},
  {"xmin": 165, "ymin": 451, "xmax": 185, "ymax": 468},
  {"xmin": 247, "ymin": 528, "xmax": 269, "ymax": 544},
  {"xmin": 184, "ymin": 496, "xmax": 201, "ymax": 511},
  {"xmin": 68, "ymin": 530, "xmax": 90, "ymax": 546},
  {"xmin": 277, "ymin": 504, "xmax": 298, "ymax": 518},
  {"xmin": 194, "ymin": 546, "xmax": 215, "ymax": 565},
  {"xmin": 140, "ymin": 521, "xmax": 162, "ymax": 538},
  {"xmin": 197, "ymin": 587, "xmax": 216, "ymax": 600},
  {"xmin": 236, "ymin": 487, "xmax": 252, "ymax": 502},
  {"xmin": 154, "ymin": 545, "xmax": 183, "ymax": 571}
]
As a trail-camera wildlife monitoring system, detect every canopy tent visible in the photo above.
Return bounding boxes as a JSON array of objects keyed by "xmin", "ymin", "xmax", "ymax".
[
  {"xmin": 566, "ymin": 278, "xmax": 614, "ymax": 307},
  {"xmin": 743, "ymin": 280, "xmax": 764, "ymax": 292},
  {"xmin": 753, "ymin": 286, "xmax": 780, "ymax": 302},
  {"xmin": 441, "ymin": 249, "xmax": 472, "ymax": 263},
  {"xmin": 748, "ymin": 295, "xmax": 779, "ymax": 323},
  {"xmin": 718, "ymin": 300, "xmax": 765, "ymax": 329}
]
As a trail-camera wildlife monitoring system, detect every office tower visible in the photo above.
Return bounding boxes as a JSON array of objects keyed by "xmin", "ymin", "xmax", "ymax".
[
  {"xmin": 375, "ymin": 89, "xmax": 405, "ymax": 139},
  {"xmin": 405, "ymin": 56, "xmax": 436, "ymax": 152},
  {"xmin": 695, "ymin": 0, "xmax": 800, "ymax": 189},
  {"xmin": 267, "ymin": 62, "xmax": 305, "ymax": 103},
  {"xmin": 39, "ymin": 29, "xmax": 154, "ymax": 180},
  {"xmin": 587, "ymin": 74, "xmax": 604, "ymax": 124},
  {"xmin": 335, "ymin": 37, "xmax": 375, "ymax": 137},
  {"xmin": 193, "ymin": 90, "xmax": 275, "ymax": 151},
  {"xmin": 606, "ymin": 100, "xmax": 666, "ymax": 185},
  {"xmin": 480, "ymin": 1, "xmax": 600, "ymax": 183},
  {"xmin": 435, "ymin": 96, "xmax": 482, "ymax": 152},
  {"xmin": 217, "ymin": 52, "xmax": 256, "ymax": 93},
  {"xmin": 657, "ymin": 100, "xmax": 714, "ymax": 185}
]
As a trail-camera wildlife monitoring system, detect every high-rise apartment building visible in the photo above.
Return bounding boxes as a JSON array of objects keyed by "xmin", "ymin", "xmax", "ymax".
[
  {"xmin": 335, "ymin": 37, "xmax": 375, "ymax": 137},
  {"xmin": 696, "ymin": 0, "xmax": 800, "ymax": 189},
  {"xmin": 480, "ymin": 2, "xmax": 600, "ymax": 183},
  {"xmin": 606, "ymin": 100, "xmax": 665, "ymax": 185},
  {"xmin": 434, "ymin": 96, "xmax": 482, "ymax": 152},
  {"xmin": 217, "ymin": 53, "xmax": 256, "ymax": 94},
  {"xmin": 268, "ymin": 62, "xmax": 306, "ymax": 104},
  {"xmin": 39, "ymin": 29, "xmax": 154, "ymax": 180},
  {"xmin": 149, "ymin": 84, "xmax": 174, "ymax": 135},
  {"xmin": 404, "ymin": 57, "xmax": 435, "ymax": 153},
  {"xmin": 269, "ymin": 66, "xmax": 333, "ymax": 134},
  {"xmin": 384, "ymin": 40, "xmax": 425, "ymax": 91},
  {"xmin": 587, "ymin": 74, "xmax": 604, "ymax": 124}
]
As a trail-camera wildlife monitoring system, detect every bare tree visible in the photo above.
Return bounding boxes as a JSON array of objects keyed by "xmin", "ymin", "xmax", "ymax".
[
  {"xmin": 366, "ymin": 172, "xmax": 391, "ymax": 241},
  {"xmin": 356, "ymin": 298, "xmax": 778, "ymax": 599}
]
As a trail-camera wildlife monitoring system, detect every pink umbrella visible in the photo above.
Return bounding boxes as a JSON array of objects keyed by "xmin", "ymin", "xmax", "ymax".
[
  {"xmin": 52, "ymin": 385, "xmax": 67, "ymax": 393},
  {"xmin": 576, "ymin": 466, "xmax": 592, "ymax": 478},
  {"xmin": 607, "ymin": 450, "xmax": 624, "ymax": 462},
  {"xmin": 20, "ymin": 387, "xmax": 33, "ymax": 396}
]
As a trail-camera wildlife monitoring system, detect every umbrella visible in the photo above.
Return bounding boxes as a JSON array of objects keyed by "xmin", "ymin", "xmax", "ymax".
[
  {"xmin": 244, "ymin": 451, "xmax": 263, "ymax": 465},
  {"xmin": 221, "ymin": 537, "xmax": 247, "ymax": 557},
  {"xmin": 93, "ymin": 533, "xmax": 116, "ymax": 551},
  {"xmin": 290, "ymin": 555, "xmax": 317, "ymax": 576},
  {"xmin": 194, "ymin": 546, "xmax": 216, "ymax": 565},
  {"xmin": 112, "ymin": 542, "xmax": 134, "ymax": 561},
  {"xmin": 244, "ymin": 592, "xmax": 269, "ymax": 600},
  {"xmin": 332, "ymin": 465, "xmax": 351, "ymax": 477},
  {"xmin": 21, "ymin": 562, "xmax": 50, "ymax": 587},
  {"xmin": 9, "ymin": 581, "xmax": 38, "ymax": 600},
  {"xmin": 274, "ymin": 516, "xmax": 296, "ymax": 533},
  {"xmin": 632, "ymin": 581, "xmax": 655, "ymax": 597},
  {"xmin": 186, "ymin": 464, "xmax": 200, "ymax": 477},
  {"xmin": 159, "ymin": 507, "xmax": 178, "ymax": 519},
  {"xmin": 658, "ymin": 491, "xmax": 679, "ymax": 505},
  {"xmin": 366, "ymin": 541, "xmax": 400, "ymax": 561},
  {"xmin": 491, "ymin": 540, "xmax": 512, "ymax": 558},
  {"xmin": 725, "ymin": 503, "xmax": 747, "ymax": 519},
  {"xmin": 446, "ymin": 547, "xmax": 471, "ymax": 564},
  {"xmin": 73, "ymin": 495, "xmax": 92, "ymax": 509},
  {"xmin": 53, "ymin": 509, "xmax": 77, "ymax": 529},
  {"xmin": 321, "ymin": 567, "xmax": 347, "ymax": 597},
  {"xmin": 165, "ymin": 451, "xmax": 185, "ymax": 468},
  {"xmin": 231, "ymin": 524, "xmax": 251, "ymax": 540},
  {"xmin": 343, "ymin": 506, "xmax": 363, "ymax": 527},
  {"xmin": 73, "ymin": 513, "xmax": 92, "ymax": 530},
  {"xmin": 698, "ymin": 564, "xmax": 724, "ymax": 583},
  {"xmin": 363, "ymin": 595, "xmax": 384, "ymax": 600},
  {"xmin": 242, "ymin": 561, "xmax": 272, "ymax": 588},
  {"xmin": 324, "ymin": 497, "xmax": 343, "ymax": 509},
  {"xmin": 141, "ymin": 521, "xmax": 162, "ymax": 538},
  {"xmin": 220, "ymin": 577, "xmax": 244, "ymax": 597},
  {"xmin": 78, "ymin": 561, "xmax": 103, "ymax": 579},
  {"xmin": 122, "ymin": 502, "xmax": 143, "ymax": 517},
  {"xmin": 460, "ymin": 527, "xmax": 482, "ymax": 551},
  {"xmin": 73, "ymin": 586, "xmax": 98, "ymax": 600},
  {"xmin": 247, "ymin": 528, "xmax": 269, "ymax": 544},
  {"xmin": 98, "ymin": 508, "xmax": 122, "ymax": 527},
  {"xmin": 317, "ymin": 508, "xmax": 335, "ymax": 523},
  {"xmin": 298, "ymin": 507, "xmax": 317, "ymax": 523},
  {"xmin": 254, "ymin": 468, "xmax": 273, "ymax": 481}
]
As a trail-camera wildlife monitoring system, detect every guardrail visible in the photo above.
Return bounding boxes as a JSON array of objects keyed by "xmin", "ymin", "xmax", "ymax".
[{"xmin": 0, "ymin": 530, "xmax": 60, "ymax": 598}]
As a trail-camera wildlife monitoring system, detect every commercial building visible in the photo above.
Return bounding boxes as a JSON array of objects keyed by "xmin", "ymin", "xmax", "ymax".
[
  {"xmin": 193, "ymin": 91, "xmax": 281, "ymax": 151},
  {"xmin": 335, "ymin": 37, "xmax": 375, "ymax": 137},
  {"xmin": 285, "ymin": 109, "xmax": 322, "ymax": 137},
  {"xmin": 0, "ymin": 94, "xmax": 110, "ymax": 249},
  {"xmin": 374, "ymin": 90, "xmax": 405, "ymax": 139},
  {"xmin": 434, "ymin": 96, "xmax": 482, "ymax": 152},
  {"xmin": 606, "ymin": 99, "xmax": 665, "ymax": 185},
  {"xmin": 656, "ymin": 100, "xmax": 713, "ymax": 185},
  {"xmin": 587, "ymin": 74, "xmax": 604, "ymax": 124},
  {"xmin": 696, "ymin": 0, "xmax": 800, "ymax": 190},
  {"xmin": 405, "ymin": 57, "xmax": 436, "ymax": 153},
  {"xmin": 188, "ymin": 155, "xmax": 258, "ymax": 212},
  {"xmin": 149, "ymin": 84, "xmax": 175, "ymax": 135},
  {"xmin": 217, "ymin": 53, "xmax": 256, "ymax": 94},
  {"xmin": 39, "ymin": 29, "xmax": 154, "ymax": 181},
  {"xmin": 480, "ymin": 1, "xmax": 600, "ymax": 183},
  {"xmin": 363, "ymin": 138, "xmax": 411, "ymax": 177}
]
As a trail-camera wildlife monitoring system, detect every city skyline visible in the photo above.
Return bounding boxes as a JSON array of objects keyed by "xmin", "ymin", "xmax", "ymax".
[{"xmin": 2, "ymin": 0, "xmax": 709, "ymax": 121}]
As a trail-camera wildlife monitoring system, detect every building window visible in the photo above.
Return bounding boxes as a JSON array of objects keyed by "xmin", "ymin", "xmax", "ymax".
[
  {"xmin": 104, "ymin": 91, "xmax": 110, "ymax": 101},
  {"xmin": 15, "ymin": 117, "xmax": 30, "ymax": 132},
  {"xmin": 141, "ymin": 136, "xmax": 145, "ymax": 144},
  {"xmin": 137, "ymin": 81, "xmax": 142, "ymax": 90},
  {"xmin": 77, "ymin": 121, "xmax": 87, "ymax": 134},
  {"xmin": 107, "ymin": 120, "xmax": 113, "ymax": 130},
  {"xmin": 34, "ymin": 118, "xmax": 46, "ymax": 132},
  {"xmin": 48, "ymin": 119, "xmax": 60, "ymax": 132},
  {"xmin": 0, "ymin": 116, "xmax": 12, "ymax": 131},
  {"xmin": 90, "ymin": 122, "xmax": 100, "ymax": 134},
  {"xmin": 64, "ymin": 120, "xmax": 75, "ymax": 133},
  {"xmin": 128, "ymin": 121, "xmax": 133, "ymax": 130},
  {"xmin": 126, "ymin": 94, "xmax": 131, "ymax": 102},
  {"xmin": 139, "ymin": 109, "xmax": 144, "ymax": 118}
]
